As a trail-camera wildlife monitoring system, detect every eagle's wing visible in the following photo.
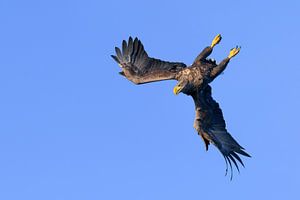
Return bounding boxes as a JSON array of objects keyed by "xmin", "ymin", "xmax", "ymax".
[
  {"xmin": 193, "ymin": 85, "xmax": 250, "ymax": 179},
  {"xmin": 111, "ymin": 37, "xmax": 187, "ymax": 84}
]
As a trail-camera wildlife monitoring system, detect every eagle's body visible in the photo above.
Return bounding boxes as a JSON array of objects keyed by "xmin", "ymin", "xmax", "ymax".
[
  {"xmin": 111, "ymin": 35, "xmax": 250, "ymax": 179},
  {"xmin": 175, "ymin": 59, "xmax": 217, "ymax": 94}
]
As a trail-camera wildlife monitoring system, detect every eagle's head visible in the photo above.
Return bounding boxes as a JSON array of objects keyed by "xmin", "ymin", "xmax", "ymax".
[{"xmin": 173, "ymin": 80, "xmax": 189, "ymax": 95}]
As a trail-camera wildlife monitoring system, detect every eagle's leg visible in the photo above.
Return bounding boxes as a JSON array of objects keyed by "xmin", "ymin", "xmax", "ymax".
[
  {"xmin": 193, "ymin": 34, "xmax": 222, "ymax": 63},
  {"xmin": 209, "ymin": 46, "xmax": 241, "ymax": 80}
]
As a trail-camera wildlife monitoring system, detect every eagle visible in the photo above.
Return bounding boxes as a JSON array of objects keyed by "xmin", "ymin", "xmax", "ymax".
[{"xmin": 111, "ymin": 34, "xmax": 250, "ymax": 179}]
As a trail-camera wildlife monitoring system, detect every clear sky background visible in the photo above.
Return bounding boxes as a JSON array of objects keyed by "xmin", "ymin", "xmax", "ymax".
[{"xmin": 0, "ymin": 0, "xmax": 300, "ymax": 199}]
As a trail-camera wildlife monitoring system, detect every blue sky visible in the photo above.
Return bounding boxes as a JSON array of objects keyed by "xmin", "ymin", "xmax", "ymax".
[{"xmin": 0, "ymin": 0, "xmax": 300, "ymax": 199}]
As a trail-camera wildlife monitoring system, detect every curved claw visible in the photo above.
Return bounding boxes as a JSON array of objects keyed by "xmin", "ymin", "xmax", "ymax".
[
  {"xmin": 228, "ymin": 46, "xmax": 241, "ymax": 59},
  {"xmin": 211, "ymin": 34, "xmax": 222, "ymax": 48}
]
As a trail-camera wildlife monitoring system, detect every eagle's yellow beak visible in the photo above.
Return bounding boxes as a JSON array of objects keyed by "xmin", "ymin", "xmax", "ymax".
[{"xmin": 173, "ymin": 85, "xmax": 182, "ymax": 95}]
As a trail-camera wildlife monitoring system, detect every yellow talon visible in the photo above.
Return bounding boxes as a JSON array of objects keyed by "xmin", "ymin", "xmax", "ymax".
[
  {"xmin": 210, "ymin": 34, "xmax": 222, "ymax": 48},
  {"xmin": 228, "ymin": 46, "xmax": 241, "ymax": 59}
]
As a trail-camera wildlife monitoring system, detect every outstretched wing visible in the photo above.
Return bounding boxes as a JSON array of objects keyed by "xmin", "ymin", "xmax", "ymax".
[
  {"xmin": 193, "ymin": 85, "xmax": 250, "ymax": 179},
  {"xmin": 111, "ymin": 37, "xmax": 187, "ymax": 84}
]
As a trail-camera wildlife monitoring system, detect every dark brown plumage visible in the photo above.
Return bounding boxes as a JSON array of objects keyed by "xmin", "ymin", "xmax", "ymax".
[
  {"xmin": 111, "ymin": 37, "xmax": 186, "ymax": 84},
  {"xmin": 111, "ymin": 35, "xmax": 250, "ymax": 179}
]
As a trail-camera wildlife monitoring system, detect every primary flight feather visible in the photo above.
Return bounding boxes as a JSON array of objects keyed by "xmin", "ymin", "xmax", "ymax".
[{"xmin": 111, "ymin": 34, "xmax": 250, "ymax": 179}]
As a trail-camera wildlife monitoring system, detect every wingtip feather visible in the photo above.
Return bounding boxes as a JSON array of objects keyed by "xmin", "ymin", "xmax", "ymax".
[
  {"xmin": 111, "ymin": 55, "xmax": 120, "ymax": 64},
  {"xmin": 231, "ymin": 152, "xmax": 245, "ymax": 167},
  {"xmin": 228, "ymin": 154, "xmax": 240, "ymax": 173},
  {"xmin": 236, "ymin": 149, "xmax": 251, "ymax": 157}
]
